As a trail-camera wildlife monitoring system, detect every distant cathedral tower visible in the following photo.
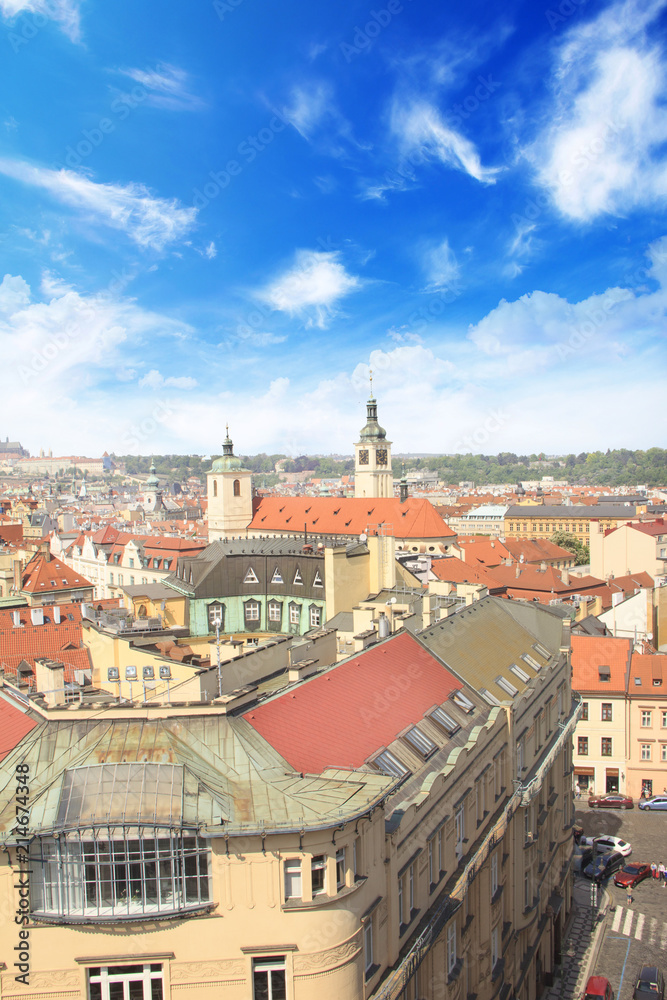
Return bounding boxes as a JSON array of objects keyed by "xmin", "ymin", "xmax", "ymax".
[
  {"xmin": 354, "ymin": 381, "xmax": 393, "ymax": 498},
  {"xmin": 207, "ymin": 427, "xmax": 253, "ymax": 540}
]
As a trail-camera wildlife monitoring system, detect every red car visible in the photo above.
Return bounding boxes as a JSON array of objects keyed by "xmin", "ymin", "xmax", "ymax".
[
  {"xmin": 584, "ymin": 976, "xmax": 613, "ymax": 1000},
  {"xmin": 613, "ymin": 863, "xmax": 652, "ymax": 888},
  {"xmin": 588, "ymin": 793, "xmax": 634, "ymax": 809}
]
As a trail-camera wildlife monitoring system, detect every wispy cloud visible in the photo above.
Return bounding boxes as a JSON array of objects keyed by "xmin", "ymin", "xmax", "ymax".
[
  {"xmin": 422, "ymin": 238, "xmax": 461, "ymax": 291},
  {"xmin": 138, "ymin": 369, "xmax": 198, "ymax": 390},
  {"xmin": 0, "ymin": 0, "xmax": 81, "ymax": 41},
  {"xmin": 0, "ymin": 159, "xmax": 197, "ymax": 251},
  {"xmin": 279, "ymin": 81, "xmax": 365, "ymax": 158},
  {"xmin": 257, "ymin": 249, "xmax": 362, "ymax": 328},
  {"xmin": 116, "ymin": 63, "xmax": 203, "ymax": 111},
  {"xmin": 391, "ymin": 98, "xmax": 501, "ymax": 185},
  {"xmin": 531, "ymin": 0, "xmax": 667, "ymax": 220}
]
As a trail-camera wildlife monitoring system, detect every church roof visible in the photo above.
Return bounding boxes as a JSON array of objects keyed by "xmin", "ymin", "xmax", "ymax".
[
  {"xmin": 209, "ymin": 429, "xmax": 250, "ymax": 473},
  {"xmin": 248, "ymin": 496, "xmax": 456, "ymax": 540}
]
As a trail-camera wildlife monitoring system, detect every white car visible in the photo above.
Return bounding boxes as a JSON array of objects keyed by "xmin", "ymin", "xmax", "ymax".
[{"xmin": 580, "ymin": 835, "xmax": 632, "ymax": 857}]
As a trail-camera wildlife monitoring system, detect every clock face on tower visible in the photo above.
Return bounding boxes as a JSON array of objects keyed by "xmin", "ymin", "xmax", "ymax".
[
  {"xmin": 358, "ymin": 449, "xmax": 369, "ymax": 465},
  {"xmin": 376, "ymin": 449, "xmax": 388, "ymax": 466}
]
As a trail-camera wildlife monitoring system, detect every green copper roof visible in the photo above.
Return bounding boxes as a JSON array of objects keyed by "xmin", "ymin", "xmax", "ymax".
[
  {"xmin": 358, "ymin": 396, "xmax": 387, "ymax": 441},
  {"xmin": 209, "ymin": 428, "xmax": 250, "ymax": 473}
]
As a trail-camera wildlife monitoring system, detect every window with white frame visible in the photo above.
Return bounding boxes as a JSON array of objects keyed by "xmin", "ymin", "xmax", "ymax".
[
  {"xmin": 403, "ymin": 725, "xmax": 437, "ymax": 758},
  {"xmin": 289, "ymin": 604, "xmax": 300, "ymax": 625},
  {"xmin": 336, "ymin": 848, "xmax": 346, "ymax": 891},
  {"xmin": 364, "ymin": 919, "xmax": 374, "ymax": 975},
  {"xmin": 373, "ymin": 749, "xmax": 410, "ymax": 779},
  {"xmin": 641, "ymin": 744, "xmax": 652, "ymax": 760},
  {"xmin": 283, "ymin": 859, "xmax": 301, "ymax": 900},
  {"xmin": 243, "ymin": 567, "xmax": 259, "ymax": 584},
  {"xmin": 309, "ymin": 605, "xmax": 321, "ymax": 627},
  {"xmin": 252, "ymin": 956, "xmax": 286, "ymax": 1000},
  {"xmin": 662, "ymin": 711, "xmax": 667, "ymax": 728},
  {"xmin": 88, "ymin": 963, "xmax": 163, "ymax": 1000},
  {"xmin": 268, "ymin": 602, "xmax": 282, "ymax": 622},
  {"xmin": 208, "ymin": 602, "xmax": 224, "ymax": 628},
  {"xmin": 311, "ymin": 855, "xmax": 326, "ymax": 895},
  {"xmin": 245, "ymin": 601, "xmax": 260, "ymax": 621},
  {"xmin": 293, "ymin": 568, "xmax": 303, "ymax": 585},
  {"xmin": 313, "ymin": 570, "xmax": 323, "ymax": 587},
  {"xmin": 641, "ymin": 710, "xmax": 653, "ymax": 727},
  {"xmin": 447, "ymin": 921, "xmax": 457, "ymax": 974},
  {"xmin": 271, "ymin": 567, "xmax": 284, "ymax": 584},
  {"xmin": 661, "ymin": 744, "xmax": 667, "ymax": 762}
]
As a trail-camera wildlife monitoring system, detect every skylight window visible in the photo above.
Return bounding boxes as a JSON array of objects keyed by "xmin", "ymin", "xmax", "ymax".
[
  {"xmin": 452, "ymin": 692, "xmax": 475, "ymax": 713},
  {"xmin": 520, "ymin": 653, "xmax": 541, "ymax": 671},
  {"xmin": 430, "ymin": 706, "xmax": 460, "ymax": 736},
  {"xmin": 480, "ymin": 688, "xmax": 501, "ymax": 706},
  {"xmin": 372, "ymin": 750, "xmax": 410, "ymax": 779},
  {"xmin": 243, "ymin": 567, "xmax": 259, "ymax": 584},
  {"xmin": 403, "ymin": 726, "xmax": 437, "ymax": 758},
  {"xmin": 495, "ymin": 676, "xmax": 519, "ymax": 698},
  {"xmin": 510, "ymin": 663, "xmax": 530, "ymax": 683},
  {"xmin": 533, "ymin": 642, "xmax": 550, "ymax": 659}
]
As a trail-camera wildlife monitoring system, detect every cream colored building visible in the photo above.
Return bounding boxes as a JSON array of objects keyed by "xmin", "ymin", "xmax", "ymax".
[
  {"xmin": 0, "ymin": 597, "xmax": 577, "ymax": 1000},
  {"xmin": 590, "ymin": 519, "xmax": 667, "ymax": 581}
]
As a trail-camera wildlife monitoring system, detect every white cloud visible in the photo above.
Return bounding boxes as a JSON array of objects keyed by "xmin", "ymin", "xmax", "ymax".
[
  {"xmin": 236, "ymin": 330, "xmax": 287, "ymax": 346},
  {"xmin": 423, "ymin": 239, "xmax": 461, "ymax": 291},
  {"xmin": 532, "ymin": 0, "xmax": 667, "ymax": 220},
  {"xmin": 0, "ymin": 273, "xmax": 30, "ymax": 317},
  {"xmin": 204, "ymin": 241, "xmax": 217, "ymax": 259},
  {"xmin": 279, "ymin": 81, "xmax": 363, "ymax": 158},
  {"xmin": 0, "ymin": 0, "xmax": 81, "ymax": 41},
  {"xmin": 257, "ymin": 249, "xmax": 362, "ymax": 328},
  {"xmin": 138, "ymin": 369, "xmax": 198, "ymax": 390},
  {"xmin": 0, "ymin": 159, "xmax": 197, "ymax": 251},
  {"xmin": 390, "ymin": 98, "xmax": 501, "ymax": 184},
  {"xmin": 116, "ymin": 63, "xmax": 203, "ymax": 111}
]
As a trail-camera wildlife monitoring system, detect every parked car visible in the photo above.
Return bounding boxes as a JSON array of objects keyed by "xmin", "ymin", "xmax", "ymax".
[
  {"xmin": 588, "ymin": 793, "xmax": 634, "ymax": 809},
  {"xmin": 580, "ymin": 835, "xmax": 632, "ymax": 857},
  {"xmin": 583, "ymin": 851, "xmax": 625, "ymax": 882},
  {"xmin": 632, "ymin": 966, "xmax": 664, "ymax": 1000},
  {"xmin": 613, "ymin": 863, "xmax": 652, "ymax": 888},
  {"xmin": 638, "ymin": 795, "xmax": 667, "ymax": 811},
  {"xmin": 584, "ymin": 976, "xmax": 613, "ymax": 1000}
]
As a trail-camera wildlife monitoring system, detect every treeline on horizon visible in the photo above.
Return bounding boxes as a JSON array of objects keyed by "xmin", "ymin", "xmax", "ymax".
[{"xmin": 112, "ymin": 448, "xmax": 667, "ymax": 488}]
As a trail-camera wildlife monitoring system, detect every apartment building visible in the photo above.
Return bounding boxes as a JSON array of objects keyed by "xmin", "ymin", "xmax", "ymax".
[{"xmin": 0, "ymin": 597, "xmax": 577, "ymax": 1000}]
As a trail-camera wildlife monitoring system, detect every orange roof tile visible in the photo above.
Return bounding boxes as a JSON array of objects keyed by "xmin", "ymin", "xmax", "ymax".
[
  {"xmin": 571, "ymin": 634, "xmax": 632, "ymax": 692},
  {"xmin": 21, "ymin": 552, "xmax": 93, "ymax": 594},
  {"xmin": 628, "ymin": 652, "xmax": 667, "ymax": 693},
  {"xmin": 248, "ymin": 497, "xmax": 456, "ymax": 540}
]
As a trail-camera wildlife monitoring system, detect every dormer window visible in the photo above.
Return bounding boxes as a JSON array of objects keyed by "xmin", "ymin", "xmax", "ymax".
[
  {"xmin": 293, "ymin": 568, "xmax": 303, "ymax": 585},
  {"xmin": 244, "ymin": 567, "xmax": 259, "ymax": 584}
]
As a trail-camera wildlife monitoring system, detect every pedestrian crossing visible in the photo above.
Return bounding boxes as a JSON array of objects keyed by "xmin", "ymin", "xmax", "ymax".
[{"xmin": 610, "ymin": 905, "xmax": 667, "ymax": 947}]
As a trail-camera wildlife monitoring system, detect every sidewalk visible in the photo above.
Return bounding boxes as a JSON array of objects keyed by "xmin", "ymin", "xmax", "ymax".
[{"xmin": 542, "ymin": 877, "xmax": 609, "ymax": 1000}]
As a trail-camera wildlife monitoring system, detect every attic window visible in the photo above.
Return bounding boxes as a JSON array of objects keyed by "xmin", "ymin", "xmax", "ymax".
[
  {"xmin": 480, "ymin": 688, "xmax": 501, "ymax": 706},
  {"xmin": 598, "ymin": 665, "xmax": 611, "ymax": 681},
  {"xmin": 50, "ymin": 580, "xmax": 56, "ymax": 586},
  {"xmin": 372, "ymin": 749, "xmax": 410, "ymax": 779},
  {"xmin": 293, "ymin": 568, "xmax": 303, "ymax": 585},
  {"xmin": 452, "ymin": 692, "xmax": 475, "ymax": 713},
  {"xmin": 520, "ymin": 653, "xmax": 541, "ymax": 671},
  {"xmin": 653, "ymin": 677, "xmax": 662, "ymax": 686},
  {"xmin": 634, "ymin": 677, "xmax": 642, "ymax": 686},
  {"xmin": 271, "ymin": 568, "xmax": 284, "ymax": 585},
  {"xmin": 533, "ymin": 642, "xmax": 550, "ymax": 658},
  {"xmin": 429, "ymin": 706, "xmax": 460, "ymax": 736},
  {"xmin": 313, "ymin": 571, "xmax": 323, "ymax": 588},
  {"xmin": 403, "ymin": 726, "xmax": 437, "ymax": 758},
  {"xmin": 510, "ymin": 663, "xmax": 530, "ymax": 683},
  {"xmin": 496, "ymin": 676, "xmax": 519, "ymax": 698},
  {"xmin": 244, "ymin": 567, "xmax": 259, "ymax": 584}
]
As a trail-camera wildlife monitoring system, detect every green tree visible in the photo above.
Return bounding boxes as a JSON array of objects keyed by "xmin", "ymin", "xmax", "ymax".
[{"xmin": 551, "ymin": 531, "xmax": 590, "ymax": 566}]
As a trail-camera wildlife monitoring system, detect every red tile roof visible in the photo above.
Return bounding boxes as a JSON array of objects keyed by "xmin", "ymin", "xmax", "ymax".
[
  {"xmin": 247, "ymin": 497, "xmax": 456, "ymax": 540},
  {"xmin": 456, "ymin": 537, "xmax": 510, "ymax": 567},
  {"xmin": 0, "ymin": 601, "xmax": 91, "ymax": 682},
  {"xmin": 430, "ymin": 556, "xmax": 499, "ymax": 589},
  {"xmin": 243, "ymin": 630, "xmax": 462, "ymax": 773},
  {"xmin": 21, "ymin": 552, "xmax": 93, "ymax": 594},
  {"xmin": 571, "ymin": 634, "xmax": 632, "ymax": 692},
  {"xmin": 503, "ymin": 538, "xmax": 575, "ymax": 564},
  {"xmin": 628, "ymin": 652, "xmax": 667, "ymax": 692},
  {"xmin": 0, "ymin": 698, "xmax": 38, "ymax": 761}
]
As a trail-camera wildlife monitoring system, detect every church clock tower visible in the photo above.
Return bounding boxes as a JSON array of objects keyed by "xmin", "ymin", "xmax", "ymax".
[
  {"xmin": 354, "ymin": 384, "xmax": 393, "ymax": 498},
  {"xmin": 206, "ymin": 428, "xmax": 253, "ymax": 540}
]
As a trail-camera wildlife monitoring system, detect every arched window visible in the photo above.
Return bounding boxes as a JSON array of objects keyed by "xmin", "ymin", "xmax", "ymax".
[
  {"xmin": 233, "ymin": 479, "xmax": 241, "ymax": 497},
  {"xmin": 213, "ymin": 480, "xmax": 217, "ymax": 497}
]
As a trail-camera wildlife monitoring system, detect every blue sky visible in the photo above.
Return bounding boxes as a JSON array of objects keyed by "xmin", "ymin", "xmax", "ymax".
[{"xmin": 1, "ymin": 0, "xmax": 667, "ymax": 459}]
